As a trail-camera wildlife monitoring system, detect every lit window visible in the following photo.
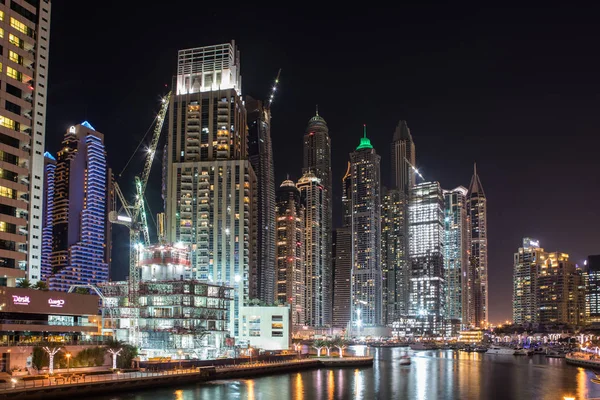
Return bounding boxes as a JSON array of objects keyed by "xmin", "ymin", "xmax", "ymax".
[
  {"xmin": 10, "ymin": 18, "xmax": 27, "ymax": 35},
  {"xmin": 9, "ymin": 51, "xmax": 20, "ymax": 65},
  {"xmin": 0, "ymin": 185, "xmax": 14, "ymax": 199},
  {"xmin": 0, "ymin": 28, "xmax": 3, "ymax": 38},
  {"xmin": 6, "ymin": 67, "xmax": 21, "ymax": 81},
  {"xmin": 0, "ymin": 11, "xmax": 3, "ymax": 21},
  {"xmin": 9, "ymin": 34, "xmax": 22, "ymax": 48},
  {"xmin": 0, "ymin": 116, "xmax": 16, "ymax": 130}
]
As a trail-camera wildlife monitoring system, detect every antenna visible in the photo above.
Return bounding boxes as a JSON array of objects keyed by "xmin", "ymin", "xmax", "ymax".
[{"xmin": 266, "ymin": 68, "xmax": 282, "ymax": 110}]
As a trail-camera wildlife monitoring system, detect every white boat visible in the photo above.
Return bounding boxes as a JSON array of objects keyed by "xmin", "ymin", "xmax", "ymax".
[
  {"xmin": 399, "ymin": 355, "xmax": 411, "ymax": 365},
  {"xmin": 486, "ymin": 346, "xmax": 515, "ymax": 355}
]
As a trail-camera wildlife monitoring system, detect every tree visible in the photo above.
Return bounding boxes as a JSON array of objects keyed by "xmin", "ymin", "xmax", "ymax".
[
  {"xmin": 324, "ymin": 340, "xmax": 334, "ymax": 357},
  {"xmin": 332, "ymin": 337, "xmax": 350, "ymax": 358},
  {"xmin": 74, "ymin": 287, "xmax": 90, "ymax": 295},
  {"xmin": 312, "ymin": 339, "xmax": 327, "ymax": 357},
  {"xmin": 16, "ymin": 278, "xmax": 31, "ymax": 289},
  {"xmin": 106, "ymin": 339, "xmax": 138, "ymax": 369},
  {"xmin": 34, "ymin": 280, "xmax": 48, "ymax": 291}
]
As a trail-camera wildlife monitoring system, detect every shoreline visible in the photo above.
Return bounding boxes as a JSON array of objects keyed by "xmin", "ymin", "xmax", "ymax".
[
  {"xmin": 565, "ymin": 353, "xmax": 600, "ymax": 370},
  {"xmin": 0, "ymin": 357, "xmax": 373, "ymax": 400}
]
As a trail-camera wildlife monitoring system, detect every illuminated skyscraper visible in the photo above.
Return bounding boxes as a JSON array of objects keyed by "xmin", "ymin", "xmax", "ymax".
[
  {"xmin": 164, "ymin": 41, "xmax": 256, "ymax": 338},
  {"xmin": 42, "ymin": 122, "xmax": 111, "ymax": 291},
  {"xmin": 513, "ymin": 238, "xmax": 543, "ymax": 325},
  {"xmin": 443, "ymin": 186, "xmax": 468, "ymax": 324},
  {"xmin": 40, "ymin": 152, "xmax": 56, "ymax": 280},
  {"xmin": 275, "ymin": 179, "xmax": 304, "ymax": 328},
  {"xmin": 586, "ymin": 255, "xmax": 600, "ymax": 324},
  {"xmin": 297, "ymin": 172, "xmax": 326, "ymax": 328},
  {"xmin": 247, "ymin": 96, "xmax": 276, "ymax": 304},
  {"xmin": 350, "ymin": 129, "xmax": 382, "ymax": 326},
  {"xmin": 408, "ymin": 181, "xmax": 445, "ymax": 334},
  {"xmin": 0, "ymin": 1, "xmax": 51, "ymax": 282},
  {"xmin": 467, "ymin": 163, "xmax": 488, "ymax": 327},
  {"xmin": 391, "ymin": 120, "xmax": 416, "ymax": 193},
  {"xmin": 302, "ymin": 108, "xmax": 332, "ymax": 326}
]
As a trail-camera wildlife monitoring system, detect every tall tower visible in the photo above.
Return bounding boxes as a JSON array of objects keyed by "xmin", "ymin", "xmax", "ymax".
[
  {"xmin": 408, "ymin": 181, "xmax": 445, "ymax": 334},
  {"xmin": 275, "ymin": 179, "xmax": 305, "ymax": 328},
  {"xmin": 40, "ymin": 152, "xmax": 56, "ymax": 281},
  {"xmin": 42, "ymin": 122, "xmax": 110, "ymax": 291},
  {"xmin": 164, "ymin": 41, "xmax": 256, "ymax": 338},
  {"xmin": 443, "ymin": 186, "xmax": 468, "ymax": 324},
  {"xmin": 467, "ymin": 163, "xmax": 488, "ymax": 327},
  {"xmin": 247, "ymin": 96, "xmax": 276, "ymax": 304},
  {"xmin": 391, "ymin": 120, "xmax": 416, "ymax": 192},
  {"xmin": 513, "ymin": 238, "xmax": 544, "ymax": 324},
  {"xmin": 0, "ymin": 1, "xmax": 51, "ymax": 282},
  {"xmin": 302, "ymin": 107, "xmax": 332, "ymax": 326},
  {"xmin": 297, "ymin": 172, "xmax": 326, "ymax": 328},
  {"xmin": 350, "ymin": 128, "xmax": 382, "ymax": 327}
]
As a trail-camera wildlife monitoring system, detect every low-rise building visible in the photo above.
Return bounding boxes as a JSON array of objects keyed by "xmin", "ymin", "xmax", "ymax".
[{"xmin": 238, "ymin": 305, "xmax": 291, "ymax": 350}]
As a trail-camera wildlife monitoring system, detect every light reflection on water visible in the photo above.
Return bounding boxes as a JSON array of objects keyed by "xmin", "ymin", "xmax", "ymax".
[{"xmin": 88, "ymin": 348, "xmax": 600, "ymax": 400}]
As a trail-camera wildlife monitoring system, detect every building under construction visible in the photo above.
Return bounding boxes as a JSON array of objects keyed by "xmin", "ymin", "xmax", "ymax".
[{"xmin": 99, "ymin": 244, "xmax": 232, "ymax": 360}]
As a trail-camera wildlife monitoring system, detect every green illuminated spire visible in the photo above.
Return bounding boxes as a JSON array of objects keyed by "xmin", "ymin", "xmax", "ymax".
[{"xmin": 356, "ymin": 124, "xmax": 373, "ymax": 150}]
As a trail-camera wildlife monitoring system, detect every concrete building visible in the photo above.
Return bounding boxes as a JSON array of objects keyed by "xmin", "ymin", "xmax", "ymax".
[
  {"xmin": 586, "ymin": 255, "xmax": 600, "ymax": 324},
  {"xmin": 0, "ymin": 1, "xmax": 51, "ymax": 283},
  {"xmin": 297, "ymin": 171, "xmax": 326, "ymax": 328},
  {"xmin": 239, "ymin": 305, "xmax": 291, "ymax": 350},
  {"xmin": 41, "ymin": 122, "xmax": 111, "ymax": 291},
  {"xmin": 275, "ymin": 179, "xmax": 305, "ymax": 328},
  {"xmin": 391, "ymin": 120, "xmax": 416, "ymax": 195},
  {"xmin": 513, "ymin": 238, "xmax": 544, "ymax": 325},
  {"xmin": 467, "ymin": 164, "xmax": 488, "ymax": 327},
  {"xmin": 302, "ymin": 108, "xmax": 332, "ymax": 326},
  {"xmin": 247, "ymin": 96, "xmax": 276, "ymax": 304},
  {"xmin": 408, "ymin": 181, "xmax": 445, "ymax": 335},
  {"xmin": 443, "ymin": 186, "xmax": 468, "ymax": 325},
  {"xmin": 350, "ymin": 129, "xmax": 382, "ymax": 327},
  {"xmin": 163, "ymin": 41, "xmax": 256, "ymax": 339}
]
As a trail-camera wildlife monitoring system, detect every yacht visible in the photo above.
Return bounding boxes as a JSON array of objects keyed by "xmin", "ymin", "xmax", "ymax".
[
  {"xmin": 410, "ymin": 342, "xmax": 436, "ymax": 351},
  {"xmin": 399, "ymin": 354, "xmax": 411, "ymax": 365},
  {"xmin": 486, "ymin": 346, "xmax": 515, "ymax": 355}
]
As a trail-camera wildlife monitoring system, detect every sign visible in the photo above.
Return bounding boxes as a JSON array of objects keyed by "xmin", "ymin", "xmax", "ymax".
[
  {"xmin": 12, "ymin": 295, "xmax": 30, "ymax": 305},
  {"xmin": 529, "ymin": 240, "xmax": 539, "ymax": 248},
  {"xmin": 69, "ymin": 126, "xmax": 76, "ymax": 133},
  {"xmin": 48, "ymin": 298, "xmax": 65, "ymax": 308}
]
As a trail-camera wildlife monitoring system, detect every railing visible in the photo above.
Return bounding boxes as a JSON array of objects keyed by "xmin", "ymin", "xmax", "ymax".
[{"xmin": 0, "ymin": 319, "xmax": 96, "ymax": 327}]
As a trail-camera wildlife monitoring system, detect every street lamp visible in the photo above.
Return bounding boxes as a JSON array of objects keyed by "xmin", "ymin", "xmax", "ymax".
[{"xmin": 66, "ymin": 353, "xmax": 71, "ymax": 373}]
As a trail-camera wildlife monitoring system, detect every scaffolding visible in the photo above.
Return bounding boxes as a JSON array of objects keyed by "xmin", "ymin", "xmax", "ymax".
[{"xmin": 98, "ymin": 244, "xmax": 232, "ymax": 360}]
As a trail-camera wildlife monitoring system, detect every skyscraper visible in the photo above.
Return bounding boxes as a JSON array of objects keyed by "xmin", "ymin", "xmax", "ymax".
[
  {"xmin": 350, "ymin": 129, "xmax": 382, "ymax": 327},
  {"xmin": 467, "ymin": 163, "xmax": 488, "ymax": 327},
  {"xmin": 296, "ymin": 171, "xmax": 326, "ymax": 328},
  {"xmin": 513, "ymin": 238, "xmax": 544, "ymax": 325},
  {"xmin": 381, "ymin": 188, "xmax": 409, "ymax": 324},
  {"xmin": 391, "ymin": 120, "xmax": 416, "ymax": 193},
  {"xmin": 164, "ymin": 41, "xmax": 256, "ymax": 338},
  {"xmin": 247, "ymin": 96, "xmax": 276, "ymax": 304},
  {"xmin": 443, "ymin": 186, "xmax": 468, "ymax": 324},
  {"xmin": 332, "ymin": 163, "xmax": 352, "ymax": 329},
  {"xmin": 41, "ymin": 152, "xmax": 56, "ymax": 280},
  {"xmin": 408, "ymin": 181, "xmax": 445, "ymax": 334},
  {"xmin": 42, "ymin": 122, "xmax": 111, "ymax": 291},
  {"xmin": 0, "ymin": 2, "xmax": 51, "ymax": 282},
  {"xmin": 275, "ymin": 179, "xmax": 305, "ymax": 328},
  {"xmin": 302, "ymin": 108, "xmax": 332, "ymax": 326},
  {"xmin": 586, "ymin": 255, "xmax": 600, "ymax": 324}
]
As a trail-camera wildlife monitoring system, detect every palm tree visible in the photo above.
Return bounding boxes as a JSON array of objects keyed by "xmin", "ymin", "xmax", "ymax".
[
  {"xmin": 332, "ymin": 337, "xmax": 350, "ymax": 358},
  {"xmin": 16, "ymin": 278, "xmax": 31, "ymax": 289},
  {"xmin": 312, "ymin": 339, "xmax": 327, "ymax": 357},
  {"xmin": 324, "ymin": 340, "xmax": 334, "ymax": 357},
  {"xmin": 34, "ymin": 281, "xmax": 48, "ymax": 291}
]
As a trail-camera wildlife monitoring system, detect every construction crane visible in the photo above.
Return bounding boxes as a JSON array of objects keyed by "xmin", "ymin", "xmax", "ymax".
[
  {"xmin": 266, "ymin": 69, "xmax": 281, "ymax": 110},
  {"xmin": 108, "ymin": 91, "xmax": 171, "ymax": 346}
]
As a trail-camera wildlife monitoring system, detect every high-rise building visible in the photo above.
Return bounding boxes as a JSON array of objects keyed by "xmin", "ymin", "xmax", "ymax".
[
  {"xmin": 0, "ymin": 2, "xmax": 51, "ymax": 282},
  {"xmin": 332, "ymin": 163, "xmax": 353, "ymax": 329},
  {"xmin": 443, "ymin": 186, "xmax": 468, "ymax": 324},
  {"xmin": 296, "ymin": 171, "xmax": 326, "ymax": 328},
  {"xmin": 586, "ymin": 255, "xmax": 600, "ymax": 324},
  {"xmin": 408, "ymin": 181, "xmax": 445, "ymax": 334},
  {"xmin": 302, "ymin": 108, "xmax": 332, "ymax": 326},
  {"xmin": 537, "ymin": 251, "xmax": 585, "ymax": 325},
  {"xmin": 275, "ymin": 179, "xmax": 305, "ymax": 328},
  {"xmin": 391, "ymin": 120, "xmax": 416, "ymax": 193},
  {"xmin": 381, "ymin": 188, "xmax": 409, "ymax": 325},
  {"xmin": 513, "ymin": 238, "xmax": 544, "ymax": 325},
  {"xmin": 350, "ymin": 130, "xmax": 382, "ymax": 327},
  {"xmin": 164, "ymin": 41, "xmax": 256, "ymax": 338},
  {"xmin": 247, "ymin": 96, "xmax": 276, "ymax": 304},
  {"xmin": 41, "ymin": 122, "xmax": 111, "ymax": 291},
  {"xmin": 467, "ymin": 163, "xmax": 488, "ymax": 327},
  {"xmin": 40, "ymin": 152, "xmax": 56, "ymax": 280}
]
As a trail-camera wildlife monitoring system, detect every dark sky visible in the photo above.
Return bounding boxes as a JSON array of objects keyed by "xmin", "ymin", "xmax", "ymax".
[{"xmin": 46, "ymin": 3, "xmax": 600, "ymax": 323}]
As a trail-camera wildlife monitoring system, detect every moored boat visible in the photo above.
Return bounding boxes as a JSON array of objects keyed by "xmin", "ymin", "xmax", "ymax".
[{"xmin": 485, "ymin": 346, "xmax": 515, "ymax": 355}]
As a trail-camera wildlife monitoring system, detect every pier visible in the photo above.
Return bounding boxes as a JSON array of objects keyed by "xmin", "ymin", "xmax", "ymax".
[{"xmin": 0, "ymin": 357, "xmax": 373, "ymax": 399}]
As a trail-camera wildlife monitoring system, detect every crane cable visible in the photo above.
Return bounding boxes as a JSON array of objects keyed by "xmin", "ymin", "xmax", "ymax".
[{"xmin": 118, "ymin": 113, "xmax": 159, "ymax": 179}]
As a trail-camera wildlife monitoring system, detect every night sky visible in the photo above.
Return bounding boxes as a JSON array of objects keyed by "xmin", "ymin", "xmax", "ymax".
[{"xmin": 45, "ymin": 3, "xmax": 600, "ymax": 323}]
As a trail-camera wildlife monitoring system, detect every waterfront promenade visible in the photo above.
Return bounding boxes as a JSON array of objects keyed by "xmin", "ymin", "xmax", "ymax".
[{"xmin": 0, "ymin": 356, "xmax": 373, "ymax": 399}]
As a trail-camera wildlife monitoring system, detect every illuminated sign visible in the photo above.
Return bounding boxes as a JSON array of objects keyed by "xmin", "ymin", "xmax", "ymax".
[
  {"xmin": 48, "ymin": 298, "xmax": 65, "ymax": 308},
  {"xmin": 12, "ymin": 295, "xmax": 30, "ymax": 305},
  {"xmin": 529, "ymin": 240, "xmax": 540, "ymax": 248},
  {"xmin": 69, "ymin": 126, "xmax": 76, "ymax": 133}
]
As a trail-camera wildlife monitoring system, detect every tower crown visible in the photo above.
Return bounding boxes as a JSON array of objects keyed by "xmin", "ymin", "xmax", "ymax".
[{"xmin": 356, "ymin": 125, "xmax": 373, "ymax": 150}]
